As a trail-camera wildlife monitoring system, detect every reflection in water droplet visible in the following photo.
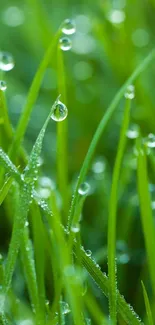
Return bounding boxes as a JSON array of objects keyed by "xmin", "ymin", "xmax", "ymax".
[
  {"xmin": 78, "ymin": 182, "xmax": 90, "ymax": 195},
  {"xmin": 0, "ymin": 52, "xmax": 15, "ymax": 71},
  {"xmin": 0, "ymin": 80, "xmax": 7, "ymax": 91},
  {"xmin": 85, "ymin": 250, "xmax": 92, "ymax": 257},
  {"xmin": 124, "ymin": 85, "xmax": 135, "ymax": 99},
  {"xmin": 126, "ymin": 124, "xmax": 139, "ymax": 139},
  {"xmin": 145, "ymin": 133, "xmax": 155, "ymax": 148},
  {"xmin": 60, "ymin": 301, "xmax": 71, "ymax": 315},
  {"xmin": 62, "ymin": 19, "xmax": 76, "ymax": 35},
  {"xmin": 51, "ymin": 100, "xmax": 68, "ymax": 122},
  {"xmin": 107, "ymin": 10, "xmax": 125, "ymax": 24},
  {"xmin": 59, "ymin": 37, "xmax": 72, "ymax": 51}
]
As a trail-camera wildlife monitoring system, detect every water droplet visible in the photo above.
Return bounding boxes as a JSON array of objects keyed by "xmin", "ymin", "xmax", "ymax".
[
  {"xmin": 24, "ymin": 221, "xmax": 29, "ymax": 227},
  {"xmin": 85, "ymin": 250, "xmax": 92, "ymax": 257},
  {"xmin": 37, "ymin": 188, "xmax": 51, "ymax": 199},
  {"xmin": 59, "ymin": 37, "xmax": 72, "ymax": 51},
  {"xmin": 0, "ymin": 51, "xmax": 15, "ymax": 71},
  {"xmin": 78, "ymin": 182, "xmax": 90, "ymax": 195},
  {"xmin": 71, "ymin": 224, "xmax": 80, "ymax": 233},
  {"xmin": 61, "ymin": 19, "xmax": 76, "ymax": 35},
  {"xmin": 126, "ymin": 124, "xmax": 139, "ymax": 139},
  {"xmin": 0, "ymin": 80, "xmax": 7, "ymax": 91},
  {"xmin": 145, "ymin": 133, "xmax": 155, "ymax": 148},
  {"xmin": 39, "ymin": 176, "xmax": 55, "ymax": 189},
  {"xmin": 51, "ymin": 100, "xmax": 68, "ymax": 122},
  {"xmin": 60, "ymin": 301, "xmax": 71, "ymax": 315},
  {"xmin": 124, "ymin": 85, "xmax": 135, "ymax": 99},
  {"xmin": 92, "ymin": 158, "xmax": 106, "ymax": 174}
]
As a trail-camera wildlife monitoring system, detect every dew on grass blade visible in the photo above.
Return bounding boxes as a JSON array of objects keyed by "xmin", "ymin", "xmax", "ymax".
[
  {"xmin": 126, "ymin": 124, "xmax": 139, "ymax": 139},
  {"xmin": 0, "ymin": 52, "xmax": 15, "ymax": 71},
  {"xmin": 59, "ymin": 37, "xmax": 72, "ymax": 51},
  {"xmin": 0, "ymin": 80, "xmax": 7, "ymax": 91},
  {"xmin": 24, "ymin": 221, "xmax": 29, "ymax": 227},
  {"xmin": 145, "ymin": 133, "xmax": 155, "ymax": 148},
  {"xmin": 71, "ymin": 223, "xmax": 80, "ymax": 233},
  {"xmin": 78, "ymin": 182, "xmax": 90, "ymax": 195},
  {"xmin": 51, "ymin": 100, "xmax": 68, "ymax": 122},
  {"xmin": 62, "ymin": 19, "xmax": 76, "ymax": 35},
  {"xmin": 85, "ymin": 250, "xmax": 92, "ymax": 257},
  {"xmin": 60, "ymin": 301, "xmax": 71, "ymax": 315},
  {"xmin": 124, "ymin": 85, "xmax": 135, "ymax": 99}
]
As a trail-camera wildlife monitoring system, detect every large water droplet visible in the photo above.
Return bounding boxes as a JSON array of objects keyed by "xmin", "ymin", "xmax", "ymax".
[
  {"xmin": 71, "ymin": 224, "xmax": 80, "ymax": 233},
  {"xmin": 0, "ymin": 52, "xmax": 15, "ymax": 71},
  {"xmin": 78, "ymin": 182, "xmax": 90, "ymax": 195},
  {"xmin": 59, "ymin": 37, "xmax": 72, "ymax": 51},
  {"xmin": 124, "ymin": 85, "xmax": 135, "ymax": 99},
  {"xmin": 51, "ymin": 100, "xmax": 68, "ymax": 122},
  {"xmin": 60, "ymin": 301, "xmax": 71, "ymax": 315},
  {"xmin": 62, "ymin": 19, "xmax": 76, "ymax": 35},
  {"xmin": 145, "ymin": 133, "xmax": 155, "ymax": 148},
  {"xmin": 0, "ymin": 80, "xmax": 7, "ymax": 91},
  {"xmin": 126, "ymin": 124, "xmax": 139, "ymax": 139}
]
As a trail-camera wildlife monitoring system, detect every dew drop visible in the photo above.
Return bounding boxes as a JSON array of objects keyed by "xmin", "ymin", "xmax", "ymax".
[
  {"xmin": 0, "ymin": 51, "xmax": 15, "ymax": 71},
  {"xmin": 92, "ymin": 158, "xmax": 105, "ymax": 174},
  {"xmin": 71, "ymin": 224, "xmax": 80, "ymax": 233},
  {"xmin": 124, "ymin": 85, "xmax": 135, "ymax": 99},
  {"xmin": 61, "ymin": 19, "xmax": 76, "ymax": 35},
  {"xmin": 0, "ymin": 80, "xmax": 7, "ymax": 91},
  {"xmin": 145, "ymin": 133, "xmax": 155, "ymax": 148},
  {"xmin": 60, "ymin": 301, "xmax": 71, "ymax": 315},
  {"xmin": 126, "ymin": 124, "xmax": 139, "ymax": 139},
  {"xmin": 59, "ymin": 37, "xmax": 72, "ymax": 51},
  {"xmin": 85, "ymin": 250, "xmax": 92, "ymax": 257},
  {"xmin": 78, "ymin": 182, "xmax": 90, "ymax": 195},
  {"xmin": 51, "ymin": 100, "xmax": 68, "ymax": 122},
  {"xmin": 24, "ymin": 221, "xmax": 29, "ymax": 227}
]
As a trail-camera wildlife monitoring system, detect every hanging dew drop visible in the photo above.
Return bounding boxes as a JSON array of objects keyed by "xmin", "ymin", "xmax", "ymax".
[
  {"xmin": 51, "ymin": 100, "xmax": 68, "ymax": 122},
  {"xmin": 78, "ymin": 182, "xmax": 90, "ymax": 195},
  {"xmin": 61, "ymin": 19, "xmax": 76, "ymax": 35},
  {"xmin": 126, "ymin": 124, "xmax": 139, "ymax": 139},
  {"xmin": 59, "ymin": 37, "xmax": 72, "ymax": 51},
  {"xmin": 145, "ymin": 133, "xmax": 155, "ymax": 148},
  {"xmin": 0, "ymin": 80, "xmax": 7, "ymax": 91},
  {"xmin": 0, "ymin": 51, "xmax": 15, "ymax": 71},
  {"xmin": 124, "ymin": 85, "xmax": 135, "ymax": 99}
]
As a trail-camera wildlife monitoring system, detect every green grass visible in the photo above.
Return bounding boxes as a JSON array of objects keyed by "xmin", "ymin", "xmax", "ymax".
[{"xmin": 1, "ymin": 1, "xmax": 155, "ymax": 324}]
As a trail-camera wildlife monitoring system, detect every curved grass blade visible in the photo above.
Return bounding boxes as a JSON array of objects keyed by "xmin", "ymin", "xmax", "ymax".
[
  {"xmin": 141, "ymin": 281, "xmax": 153, "ymax": 325},
  {"xmin": 8, "ymin": 31, "xmax": 61, "ymax": 161},
  {"xmin": 0, "ymin": 176, "xmax": 13, "ymax": 205},
  {"xmin": 137, "ymin": 140, "xmax": 155, "ymax": 297},
  {"xmin": 67, "ymin": 48, "xmax": 155, "ymax": 229},
  {"xmin": 0, "ymin": 148, "xmax": 21, "ymax": 183},
  {"xmin": 37, "ymin": 196, "xmax": 143, "ymax": 325},
  {"xmin": 108, "ymin": 98, "xmax": 131, "ymax": 324},
  {"xmin": 56, "ymin": 47, "xmax": 69, "ymax": 221}
]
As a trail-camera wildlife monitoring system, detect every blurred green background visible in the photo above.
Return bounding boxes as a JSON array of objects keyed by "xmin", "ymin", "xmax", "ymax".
[{"xmin": 1, "ymin": 0, "xmax": 155, "ymax": 321}]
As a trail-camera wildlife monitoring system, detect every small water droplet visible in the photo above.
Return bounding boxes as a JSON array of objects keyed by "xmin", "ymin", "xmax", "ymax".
[
  {"xmin": 61, "ymin": 19, "xmax": 76, "ymax": 35},
  {"xmin": 78, "ymin": 182, "xmax": 90, "ymax": 195},
  {"xmin": 51, "ymin": 100, "xmax": 68, "ymax": 122},
  {"xmin": 124, "ymin": 85, "xmax": 135, "ymax": 99},
  {"xmin": 24, "ymin": 221, "xmax": 29, "ymax": 227},
  {"xmin": 85, "ymin": 250, "xmax": 92, "ymax": 257},
  {"xmin": 0, "ymin": 80, "xmax": 7, "ymax": 91},
  {"xmin": 126, "ymin": 124, "xmax": 139, "ymax": 139},
  {"xmin": 145, "ymin": 133, "xmax": 155, "ymax": 148},
  {"xmin": 59, "ymin": 37, "xmax": 72, "ymax": 51},
  {"xmin": 60, "ymin": 301, "xmax": 71, "ymax": 315},
  {"xmin": 92, "ymin": 158, "xmax": 105, "ymax": 174},
  {"xmin": 0, "ymin": 51, "xmax": 15, "ymax": 71},
  {"xmin": 71, "ymin": 224, "xmax": 80, "ymax": 233}
]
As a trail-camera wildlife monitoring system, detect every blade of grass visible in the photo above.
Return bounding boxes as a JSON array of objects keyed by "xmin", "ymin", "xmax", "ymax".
[
  {"xmin": 67, "ymin": 48, "xmax": 155, "ymax": 230},
  {"xmin": 56, "ymin": 47, "xmax": 69, "ymax": 222},
  {"xmin": 141, "ymin": 281, "xmax": 153, "ymax": 325},
  {"xmin": 8, "ymin": 31, "xmax": 61, "ymax": 162},
  {"xmin": 137, "ymin": 140, "xmax": 155, "ymax": 297},
  {"xmin": 108, "ymin": 98, "xmax": 131, "ymax": 324},
  {"xmin": 0, "ymin": 176, "xmax": 13, "ymax": 205},
  {"xmin": 0, "ymin": 148, "xmax": 21, "ymax": 183}
]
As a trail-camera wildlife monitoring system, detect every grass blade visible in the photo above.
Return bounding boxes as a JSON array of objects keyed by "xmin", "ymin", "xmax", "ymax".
[
  {"xmin": 141, "ymin": 281, "xmax": 153, "ymax": 325},
  {"xmin": 0, "ymin": 148, "xmax": 21, "ymax": 183},
  {"xmin": 137, "ymin": 140, "xmax": 155, "ymax": 297},
  {"xmin": 108, "ymin": 98, "xmax": 131, "ymax": 324},
  {"xmin": 68, "ymin": 48, "xmax": 155, "ymax": 229}
]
